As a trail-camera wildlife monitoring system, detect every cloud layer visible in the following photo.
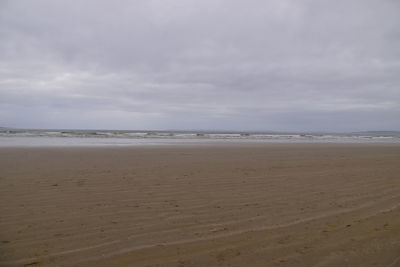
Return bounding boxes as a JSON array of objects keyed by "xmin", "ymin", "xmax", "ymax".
[{"xmin": 1, "ymin": 0, "xmax": 399, "ymax": 131}]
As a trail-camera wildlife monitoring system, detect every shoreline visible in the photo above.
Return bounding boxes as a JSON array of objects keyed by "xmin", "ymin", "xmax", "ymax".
[{"xmin": 0, "ymin": 135, "xmax": 399, "ymax": 148}]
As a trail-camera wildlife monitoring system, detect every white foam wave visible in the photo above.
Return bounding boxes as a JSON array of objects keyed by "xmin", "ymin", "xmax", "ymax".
[{"xmin": 0, "ymin": 129, "xmax": 399, "ymax": 143}]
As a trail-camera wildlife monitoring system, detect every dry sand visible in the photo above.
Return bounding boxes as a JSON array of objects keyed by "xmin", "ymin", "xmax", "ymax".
[{"xmin": 1, "ymin": 143, "xmax": 400, "ymax": 266}]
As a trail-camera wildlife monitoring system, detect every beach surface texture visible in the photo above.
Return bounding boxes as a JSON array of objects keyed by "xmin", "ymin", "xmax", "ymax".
[{"xmin": 1, "ymin": 143, "xmax": 400, "ymax": 266}]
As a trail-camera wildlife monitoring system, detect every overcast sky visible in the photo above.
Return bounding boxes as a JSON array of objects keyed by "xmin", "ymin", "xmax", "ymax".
[{"xmin": 0, "ymin": 0, "xmax": 399, "ymax": 132}]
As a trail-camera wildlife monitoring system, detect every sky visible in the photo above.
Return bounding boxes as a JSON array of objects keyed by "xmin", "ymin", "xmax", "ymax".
[{"xmin": 0, "ymin": 0, "xmax": 399, "ymax": 132}]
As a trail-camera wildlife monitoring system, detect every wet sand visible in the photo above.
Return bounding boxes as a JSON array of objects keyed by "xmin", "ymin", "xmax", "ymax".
[{"xmin": 1, "ymin": 143, "xmax": 400, "ymax": 266}]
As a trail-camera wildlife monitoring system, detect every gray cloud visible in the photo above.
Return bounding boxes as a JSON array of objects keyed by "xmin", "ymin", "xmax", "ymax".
[{"xmin": 0, "ymin": 0, "xmax": 399, "ymax": 131}]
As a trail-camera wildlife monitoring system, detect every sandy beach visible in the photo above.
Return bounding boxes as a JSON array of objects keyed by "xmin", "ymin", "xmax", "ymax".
[{"xmin": 1, "ymin": 143, "xmax": 400, "ymax": 266}]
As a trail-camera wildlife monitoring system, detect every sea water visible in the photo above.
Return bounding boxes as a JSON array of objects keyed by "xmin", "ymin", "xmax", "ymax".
[{"xmin": 0, "ymin": 129, "xmax": 399, "ymax": 147}]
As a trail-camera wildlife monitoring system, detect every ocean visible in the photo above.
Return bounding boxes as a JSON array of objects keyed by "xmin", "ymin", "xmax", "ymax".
[{"xmin": 0, "ymin": 129, "xmax": 399, "ymax": 147}]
